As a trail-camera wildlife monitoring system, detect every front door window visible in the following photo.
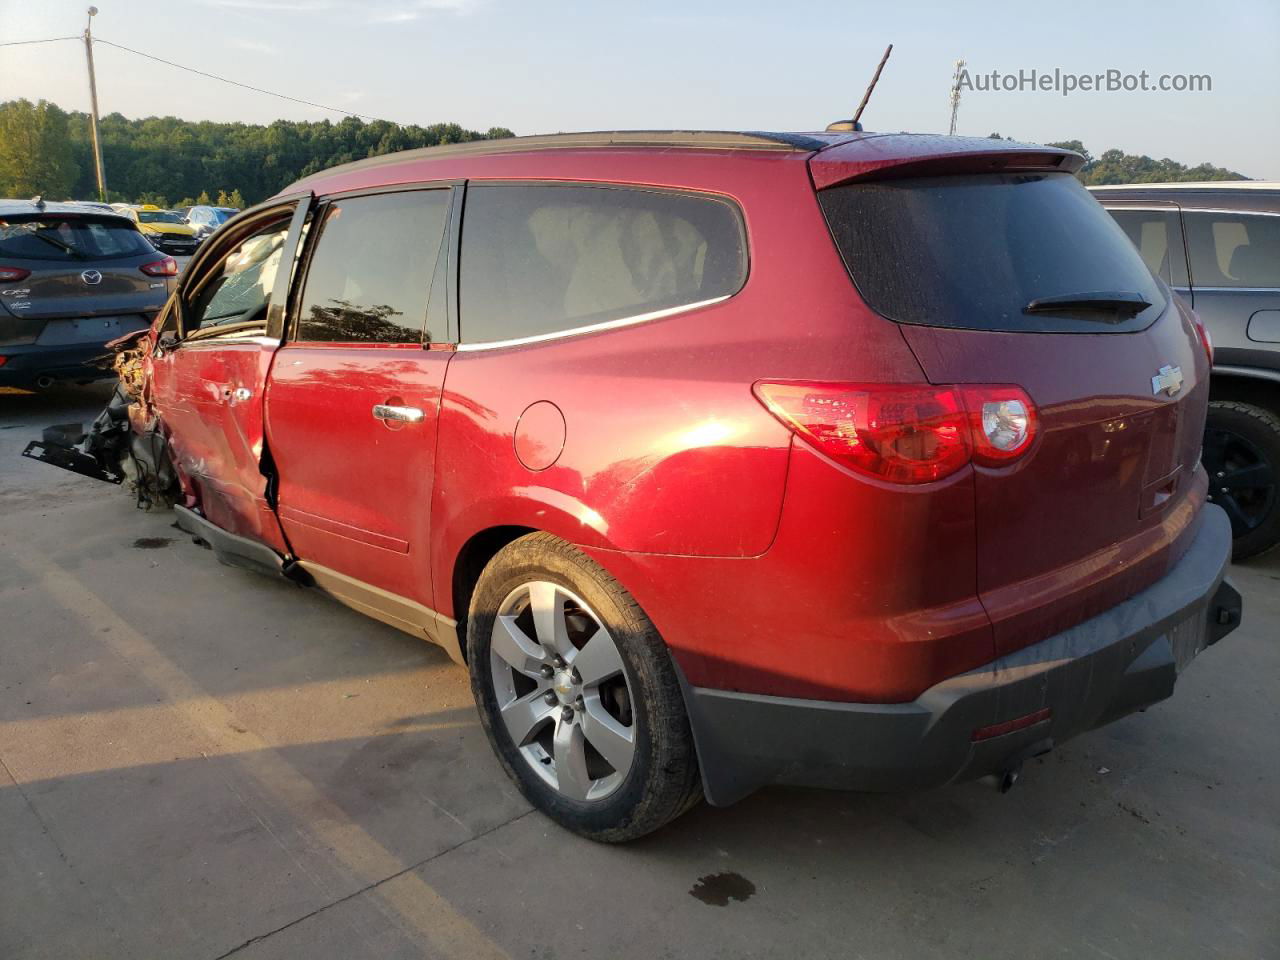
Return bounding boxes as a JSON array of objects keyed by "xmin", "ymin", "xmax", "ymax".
[{"xmin": 186, "ymin": 217, "xmax": 292, "ymax": 335}]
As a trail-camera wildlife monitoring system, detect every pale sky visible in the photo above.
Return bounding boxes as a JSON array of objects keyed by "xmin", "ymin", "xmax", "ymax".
[{"xmin": 2, "ymin": 0, "xmax": 1277, "ymax": 178}]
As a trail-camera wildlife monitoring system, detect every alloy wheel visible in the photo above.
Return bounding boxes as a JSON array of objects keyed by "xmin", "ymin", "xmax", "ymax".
[
  {"xmin": 1203, "ymin": 426, "xmax": 1278, "ymax": 535},
  {"xmin": 488, "ymin": 581, "xmax": 636, "ymax": 801}
]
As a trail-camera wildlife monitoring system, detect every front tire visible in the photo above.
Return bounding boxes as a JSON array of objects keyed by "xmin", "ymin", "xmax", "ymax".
[
  {"xmin": 467, "ymin": 533, "xmax": 702, "ymax": 842},
  {"xmin": 1204, "ymin": 400, "xmax": 1280, "ymax": 560}
]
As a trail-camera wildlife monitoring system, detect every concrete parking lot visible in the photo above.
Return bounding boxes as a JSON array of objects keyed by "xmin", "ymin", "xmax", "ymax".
[{"xmin": 1, "ymin": 382, "xmax": 1277, "ymax": 960}]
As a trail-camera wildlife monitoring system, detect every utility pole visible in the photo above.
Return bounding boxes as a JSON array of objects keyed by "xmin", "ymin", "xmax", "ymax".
[
  {"xmin": 83, "ymin": 6, "xmax": 107, "ymax": 201},
  {"xmin": 948, "ymin": 58, "xmax": 966, "ymax": 136}
]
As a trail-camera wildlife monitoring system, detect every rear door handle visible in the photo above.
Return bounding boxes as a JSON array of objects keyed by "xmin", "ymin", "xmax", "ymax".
[{"xmin": 372, "ymin": 404, "xmax": 425, "ymax": 424}]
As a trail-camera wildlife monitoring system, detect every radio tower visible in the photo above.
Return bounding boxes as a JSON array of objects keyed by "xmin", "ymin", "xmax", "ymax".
[{"xmin": 948, "ymin": 59, "xmax": 966, "ymax": 136}]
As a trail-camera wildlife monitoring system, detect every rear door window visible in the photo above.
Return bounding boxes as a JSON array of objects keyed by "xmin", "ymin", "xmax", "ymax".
[
  {"xmin": 1107, "ymin": 208, "xmax": 1189, "ymax": 287},
  {"xmin": 459, "ymin": 183, "xmax": 747, "ymax": 344},
  {"xmin": 818, "ymin": 172, "xmax": 1167, "ymax": 333},
  {"xmin": 1184, "ymin": 212, "xmax": 1280, "ymax": 288},
  {"xmin": 294, "ymin": 189, "xmax": 451, "ymax": 344},
  {"xmin": 0, "ymin": 215, "xmax": 153, "ymax": 261}
]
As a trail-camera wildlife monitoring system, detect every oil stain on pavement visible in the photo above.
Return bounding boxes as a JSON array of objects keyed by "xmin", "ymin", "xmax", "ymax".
[
  {"xmin": 132, "ymin": 537, "xmax": 174, "ymax": 549},
  {"xmin": 689, "ymin": 872, "xmax": 756, "ymax": 906}
]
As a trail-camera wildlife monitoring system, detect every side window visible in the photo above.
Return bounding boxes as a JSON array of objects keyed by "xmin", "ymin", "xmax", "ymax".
[
  {"xmin": 1185, "ymin": 212, "xmax": 1280, "ymax": 289},
  {"xmin": 186, "ymin": 215, "xmax": 292, "ymax": 333},
  {"xmin": 294, "ymin": 189, "xmax": 451, "ymax": 344},
  {"xmin": 459, "ymin": 183, "xmax": 747, "ymax": 344},
  {"xmin": 1107, "ymin": 208, "xmax": 1188, "ymax": 287}
]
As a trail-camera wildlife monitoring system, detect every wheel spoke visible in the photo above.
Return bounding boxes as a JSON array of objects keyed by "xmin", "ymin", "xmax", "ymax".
[
  {"xmin": 492, "ymin": 616, "xmax": 549, "ymax": 677},
  {"xmin": 580, "ymin": 698, "xmax": 635, "ymax": 774},
  {"xmin": 1221, "ymin": 461, "xmax": 1274, "ymax": 492},
  {"xmin": 1216, "ymin": 493, "xmax": 1256, "ymax": 532},
  {"xmin": 499, "ymin": 690, "xmax": 554, "ymax": 746},
  {"xmin": 553, "ymin": 717, "xmax": 591, "ymax": 800},
  {"xmin": 1201, "ymin": 431, "xmax": 1229, "ymax": 469},
  {"xmin": 573, "ymin": 628, "xmax": 624, "ymax": 685},
  {"xmin": 528, "ymin": 582, "xmax": 574, "ymax": 659}
]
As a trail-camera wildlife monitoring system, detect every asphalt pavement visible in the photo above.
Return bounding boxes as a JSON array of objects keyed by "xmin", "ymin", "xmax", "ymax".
[{"xmin": 1, "ymin": 382, "xmax": 1276, "ymax": 959}]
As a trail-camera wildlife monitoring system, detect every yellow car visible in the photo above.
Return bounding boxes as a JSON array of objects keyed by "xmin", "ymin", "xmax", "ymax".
[{"xmin": 124, "ymin": 204, "xmax": 199, "ymax": 256}]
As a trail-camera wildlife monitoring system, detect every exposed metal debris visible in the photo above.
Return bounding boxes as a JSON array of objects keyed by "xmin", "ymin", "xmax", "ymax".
[{"xmin": 21, "ymin": 329, "xmax": 178, "ymax": 509}]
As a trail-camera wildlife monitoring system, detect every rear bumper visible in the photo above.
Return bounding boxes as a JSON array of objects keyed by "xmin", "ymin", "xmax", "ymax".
[
  {"xmin": 685, "ymin": 503, "xmax": 1241, "ymax": 806},
  {"xmin": 0, "ymin": 316, "xmax": 153, "ymax": 386},
  {"xmin": 0, "ymin": 341, "xmax": 117, "ymax": 387}
]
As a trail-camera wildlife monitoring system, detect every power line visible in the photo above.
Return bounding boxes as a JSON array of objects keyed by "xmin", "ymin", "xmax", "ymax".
[
  {"xmin": 0, "ymin": 36, "xmax": 80, "ymax": 47},
  {"xmin": 91, "ymin": 38, "xmax": 401, "ymax": 125},
  {"xmin": 0, "ymin": 34, "xmax": 401, "ymax": 126}
]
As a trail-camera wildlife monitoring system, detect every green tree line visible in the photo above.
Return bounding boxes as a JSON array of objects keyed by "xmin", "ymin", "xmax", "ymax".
[
  {"xmin": 988, "ymin": 134, "xmax": 1247, "ymax": 183},
  {"xmin": 0, "ymin": 98, "xmax": 514, "ymax": 207},
  {"xmin": 0, "ymin": 98, "xmax": 1249, "ymax": 208}
]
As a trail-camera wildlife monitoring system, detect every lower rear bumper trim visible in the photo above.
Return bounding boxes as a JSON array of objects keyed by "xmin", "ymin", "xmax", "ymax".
[{"xmin": 683, "ymin": 504, "xmax": 1241, "ymax": 806}]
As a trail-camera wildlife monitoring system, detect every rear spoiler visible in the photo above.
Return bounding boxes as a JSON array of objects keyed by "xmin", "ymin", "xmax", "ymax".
[{"xmin": 809, "ymin": 134, "xmax": 1084, "ymax": 190}]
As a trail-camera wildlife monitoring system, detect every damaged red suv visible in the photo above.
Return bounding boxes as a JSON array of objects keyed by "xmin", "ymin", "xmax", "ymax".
[{"xmin": 25, "ymin": 130, "xmax": 1242, "ymax": 841}]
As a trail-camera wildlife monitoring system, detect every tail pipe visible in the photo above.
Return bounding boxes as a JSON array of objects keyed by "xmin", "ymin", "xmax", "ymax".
[{"xmin": 980, "ymin": 763, "xmax": 1023, "ymax": 794}]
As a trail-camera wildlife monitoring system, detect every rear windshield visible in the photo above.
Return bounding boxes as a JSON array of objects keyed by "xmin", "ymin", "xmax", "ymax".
[
  {"xmin": 0, "ymin": 215, "xmax": 154, "ymax": 261},
  {"xmin": 818, "ymin": 172, "xmax": 1167, "ymax": 333}
]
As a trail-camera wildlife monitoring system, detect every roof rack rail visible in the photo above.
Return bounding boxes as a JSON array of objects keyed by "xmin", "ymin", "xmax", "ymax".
[{"xmin": 294, "ymin": 130, "xmax": 837, "ymax": 183}]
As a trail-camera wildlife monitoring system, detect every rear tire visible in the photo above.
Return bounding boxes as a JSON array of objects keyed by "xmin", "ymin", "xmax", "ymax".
[
  {"xmin": 467, "ymin": 533, "xmax": 702, "ymax": 842},
  {"xmin": 1204, "ymin": 400, "xmax": 1280, "ymax": 560}
]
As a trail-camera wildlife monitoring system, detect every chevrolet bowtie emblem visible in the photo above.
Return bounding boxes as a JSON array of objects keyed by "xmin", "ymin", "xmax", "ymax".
[{"xmin": 1151, "ymin": 364, "xmax": 1184, "ymax": 398}]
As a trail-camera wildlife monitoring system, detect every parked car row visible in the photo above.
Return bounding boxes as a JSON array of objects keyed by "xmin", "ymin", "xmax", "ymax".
[
  {"xmin": 22, "ymin": 129, "xmax": 1244, "ymax": 842},
  {"xmin": 105, "ymin": 203, "xmax": 241, "ymax": 253}
]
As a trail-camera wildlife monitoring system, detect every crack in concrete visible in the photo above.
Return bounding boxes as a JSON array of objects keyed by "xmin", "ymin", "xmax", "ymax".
[{"xmin": 210, "ymin": 809, "xmax": 535, "ymax": 960}]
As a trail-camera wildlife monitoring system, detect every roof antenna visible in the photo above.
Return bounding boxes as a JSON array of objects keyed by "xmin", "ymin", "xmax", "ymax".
[{"xmin": 827, "ymin": 43, "xmax": 893, "ymax": 133}]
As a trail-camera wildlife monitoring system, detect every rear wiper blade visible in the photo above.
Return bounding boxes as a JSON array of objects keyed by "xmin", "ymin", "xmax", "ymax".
[
  {"xmin": 1024, "ymin": 291, "xmax": 1152, "ymax": 315},
  {"xmin": 30, "ymin": 231, "xmax": 85, "ymax": 258}
]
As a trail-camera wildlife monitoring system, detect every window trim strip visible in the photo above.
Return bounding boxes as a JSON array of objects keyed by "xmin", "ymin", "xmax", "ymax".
[{"xmin": 455, "ymin": 295, "xmax": 731, "ymax": 351}]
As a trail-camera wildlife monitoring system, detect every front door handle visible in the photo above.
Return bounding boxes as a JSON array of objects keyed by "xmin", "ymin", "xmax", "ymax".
[{"xmin": 372, "ymin": 404, "xmax": 425, "ymax": 424}]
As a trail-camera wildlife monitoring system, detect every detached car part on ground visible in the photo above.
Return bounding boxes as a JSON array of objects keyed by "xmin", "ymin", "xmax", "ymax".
[
  {"xmin": 23, "ymin": 330, "xmax": 178, "ymax": 507},
  {"xmin": 25, "ymin": 130, "xmax": 1243, "ymax": 841}
]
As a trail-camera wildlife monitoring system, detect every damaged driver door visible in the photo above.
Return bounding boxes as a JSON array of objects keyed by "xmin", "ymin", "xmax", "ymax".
[{"xmin": 149, "ymin": 196, "xmax": 311, "ymax": 550}]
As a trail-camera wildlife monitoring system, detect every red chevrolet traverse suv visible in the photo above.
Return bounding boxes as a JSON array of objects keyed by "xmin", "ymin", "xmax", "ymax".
[{"xmin": 25, "ymin": 130, "xmax": 1242, "ymax": 841}]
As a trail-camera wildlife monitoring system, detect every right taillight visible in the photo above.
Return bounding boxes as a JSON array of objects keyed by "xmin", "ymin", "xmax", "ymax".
[
  {"xmin": 139, "ymin": 257, "xmax": 178, "ymax": 277},
  {"xmin": 753, "ymin": 381, "xmax": 1037, "ymax": 484},
  {"xmin": 958, "ymin": 385, "xmax": 1038, "ymax": 466}
]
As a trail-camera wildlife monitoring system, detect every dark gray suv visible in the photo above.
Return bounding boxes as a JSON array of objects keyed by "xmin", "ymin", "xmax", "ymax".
[
  {"xmin": 1094, "ymin": 182, "xmax": 1280, "ymax": 558},
  {"xmin": 0, "ymin": 200, "xmax": 175, "ymax": 389}
]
